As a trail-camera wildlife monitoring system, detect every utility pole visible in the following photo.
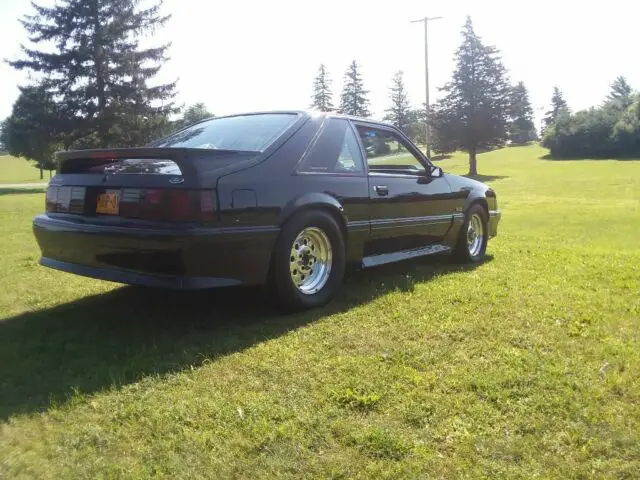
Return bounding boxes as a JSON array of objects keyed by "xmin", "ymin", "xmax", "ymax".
[{"xmin": 411, "ymin": 16, "xmax": 442, "ymax": 158}]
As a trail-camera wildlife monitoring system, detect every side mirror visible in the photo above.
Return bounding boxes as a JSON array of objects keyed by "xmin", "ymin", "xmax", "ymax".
[{"xmin": 430, "ymin": 166, "xmax": 444, "ymax": 178}]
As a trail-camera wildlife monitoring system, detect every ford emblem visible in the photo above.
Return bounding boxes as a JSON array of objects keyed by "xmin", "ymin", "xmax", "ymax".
[{"xmin": 169, "ymin": 177, "xmax": 184, "ymax": 184}]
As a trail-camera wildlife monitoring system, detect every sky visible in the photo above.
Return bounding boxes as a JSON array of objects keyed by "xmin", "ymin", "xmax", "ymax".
[{"xmin": 1, "ymin": 0, "xmax": 639, "ymax": 129}]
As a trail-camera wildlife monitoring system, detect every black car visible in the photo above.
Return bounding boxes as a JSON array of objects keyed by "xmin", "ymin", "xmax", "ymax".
[{"xmin": 34, "ymin": 111, "xmax": 501, "ymax": 309}]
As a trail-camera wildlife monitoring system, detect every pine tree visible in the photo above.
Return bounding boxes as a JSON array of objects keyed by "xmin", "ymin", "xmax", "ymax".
[
  {"xmin": 507, "ymin": 81, "xmax": 537, "ymax": 145},
  {"xmin": 606, "ymin": 76, "xmax": 634, "ymax": 110},
  {"xmin": 543, "ymin": 86, "xmax": 570, "ymax": 128},
  {"xmin": 9, "ymin": 0, "xmax": 177, "ymax": 149},
  {"xmin": 384, "ymin": 71, "xmax": 411, "ymax": 132},
  {"xmin": 310, "ymin": 64, "xmax": 334, "ymax": 112},
  {"xmin": 338, "ymin": 61, "xmax": 370, "ymax": 117},
  {"xmin": 430, "ymin": 17, "xmax": 510, "ymax": 175}
]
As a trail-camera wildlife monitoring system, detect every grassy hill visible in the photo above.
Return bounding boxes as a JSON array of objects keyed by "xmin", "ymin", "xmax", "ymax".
[
  {"xmin": 0, "ymin": 155, "xmax": 50, "ymax": 184},
  {"xmin": 0, "ymin": 145, "xmax": 638, "ymax": 478}
]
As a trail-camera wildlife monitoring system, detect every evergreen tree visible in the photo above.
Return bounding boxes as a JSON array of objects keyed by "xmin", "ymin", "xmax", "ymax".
[
  {"xmin": 606, "ymin": 76, "xmax": 634, "ymax": 110},
  {"xmin": 543, "ymin": 86, "xmax": 569, "ymax": 128},
  {"xmin": 429, "ymin": 17, "xmax": 510, "ymax": 175},
  {"xmin": 9, "ymin": 0, "xmax": 177, "ymax": 148},
  {"xmin": 507, "ymin": 81, "xmax": 537, "ymax": 144},
  {"xmin": 1, "ymin": 86, "xmax": 61, "ymax": 178},
  {"xmin": 310, "ymin": 64, "xmax": 334, "ymax": 112},
  {"xmin": 338, "ymin": 61, "xmax": 370, "ymax": 117},
  {"xmin": 384, "ymin": 71, "xmax": 411, "ymax": 132}
]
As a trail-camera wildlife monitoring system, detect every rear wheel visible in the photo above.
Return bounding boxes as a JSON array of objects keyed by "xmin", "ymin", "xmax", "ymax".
[
  {"xmin": 270, "ymin": 210, "xmax": 345, "ymax": 310},
  {"xmin": 453, "ymin": 204, "xmax": 488, "ymax": 263}
]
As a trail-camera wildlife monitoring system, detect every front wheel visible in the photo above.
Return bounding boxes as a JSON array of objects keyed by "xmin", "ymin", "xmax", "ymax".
[
  {"xmin": 270, "ymin": 210, "xmax": 345, "ymax": 310},
  {"xmin": 453, "ymin": 204, "xmax": 488, "ymax": 263}
]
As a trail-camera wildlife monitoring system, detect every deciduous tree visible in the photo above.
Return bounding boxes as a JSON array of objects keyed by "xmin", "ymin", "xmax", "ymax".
[
  {"xmin": 175, "ymin": 103, "xmax": 214, "ymax": 130},
  {"xmin": 1, "ymin": 87, "xmax": 61, "ymax": 178}
]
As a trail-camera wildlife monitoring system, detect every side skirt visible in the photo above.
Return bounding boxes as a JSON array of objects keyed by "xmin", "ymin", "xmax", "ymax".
[{"xmin": 361, "ymin": 244, "xmax": 451, "ymax": 268}]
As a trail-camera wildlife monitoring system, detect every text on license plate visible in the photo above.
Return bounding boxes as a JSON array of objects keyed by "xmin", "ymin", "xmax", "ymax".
[{"xmin": 96, "ymin": 191, "xmax": 120, "ymax": 215}]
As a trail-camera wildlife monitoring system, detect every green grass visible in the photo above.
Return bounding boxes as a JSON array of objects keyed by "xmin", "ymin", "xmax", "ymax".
[
  {"xmin": 1, "ymin": 144, "xmax": 639, "ymax": 478},
  {"xmin": 0, "ymin": 154, "xmax": 50, "ymax": 184}
]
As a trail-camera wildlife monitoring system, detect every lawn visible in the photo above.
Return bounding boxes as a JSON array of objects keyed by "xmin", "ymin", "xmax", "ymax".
[
  {"xmin": 0, "ymin": 154, "xmax": 51, "ymax": 184},
  {"xmin": 1, "ymin": 145, "xmax": 639, "ymax": 478}
]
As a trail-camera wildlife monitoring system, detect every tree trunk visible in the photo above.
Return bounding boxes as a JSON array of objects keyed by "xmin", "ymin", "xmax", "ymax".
[
  {"xmin": 39, "ymin": 165, "xmax": 43, "ymax": 180},
  {"xmin": 49, "ymin": 169, "xmax": 53, "ymax": 179},
  {"xmin": 468, "ymin": 147, "xmax": 478, "ymax": 176},
  {"xmin": 91, "ymin": 3, "xmax": 108, "ymax": 148}
]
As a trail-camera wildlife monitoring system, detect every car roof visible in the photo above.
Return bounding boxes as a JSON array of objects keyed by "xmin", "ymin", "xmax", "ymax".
[{"xmin": 194, "ymin": 110, "xmax": 394, "ymax": 129}]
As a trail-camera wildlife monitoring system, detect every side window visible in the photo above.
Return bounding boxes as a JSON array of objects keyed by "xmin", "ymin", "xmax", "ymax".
[
  {"xmin": 336, "ymin": 125, "xmax": 364, "ymax": 173},
  {"xmin": 298, "ymin": 119, "xmax": 364, "ymax": 174},
  {"xmin": 355, "ymin": 126, "xmax": 425, "ymax": 173}
]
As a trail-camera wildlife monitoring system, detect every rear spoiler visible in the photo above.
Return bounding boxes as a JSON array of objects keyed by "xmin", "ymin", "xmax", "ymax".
[{"xmin": 55, "ymin": 147, "xmax": 252, "ymax": 175}]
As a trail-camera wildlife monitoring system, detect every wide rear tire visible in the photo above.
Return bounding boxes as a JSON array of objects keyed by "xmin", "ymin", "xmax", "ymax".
[{"xmin": 270, "ymin": 210, "xmax": 345, "ymax": 310}]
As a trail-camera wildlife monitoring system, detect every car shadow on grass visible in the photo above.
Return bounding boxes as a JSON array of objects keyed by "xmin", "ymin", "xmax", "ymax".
[
  {"xmin": 0, "ymin": 255, "xmax": 492, "ymax": 420},
  {"xmin": 463, "ymin": 174, "xmax": 509, "ymax": 183},
  {"xmin": 430, "ymin": 154, "xmax": 452, "ymax": 161},
  {"xmin": 539, "ymin": 153, "xmax": 640, "ymax": 161},
  {"xmin": 0, "ymin": 187, "xmax": 47, "ymax": 196}
]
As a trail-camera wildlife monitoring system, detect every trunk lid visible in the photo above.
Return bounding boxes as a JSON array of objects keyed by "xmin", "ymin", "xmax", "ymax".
[{"xmin": 48, "ymin": 147, "xmax": 258, "ymax": 223}]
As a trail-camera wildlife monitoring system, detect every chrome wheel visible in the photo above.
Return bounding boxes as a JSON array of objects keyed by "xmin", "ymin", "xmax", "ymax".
[
  {"xmin": 289, "ymin": 227, "xmax": 332, "ymax": 295},
  {"xmin": 467, "ymin": 213, "xmax": 485, "ymax": 257}
]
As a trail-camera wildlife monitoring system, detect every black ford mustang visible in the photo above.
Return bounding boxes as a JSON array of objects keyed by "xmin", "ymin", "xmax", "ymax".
[{"xmin": 34, "ymin": 111, "xmax": 501, "ymax": 309}]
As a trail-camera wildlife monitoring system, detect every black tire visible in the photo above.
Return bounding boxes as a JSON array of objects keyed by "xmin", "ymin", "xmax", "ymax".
[
  {"xmin": 270, "ymin": 209, "xmax": 346, "ymax": 310},
  {"xmin": 453, "ymin": 203, "xmax": 488, "ymax": 263}
]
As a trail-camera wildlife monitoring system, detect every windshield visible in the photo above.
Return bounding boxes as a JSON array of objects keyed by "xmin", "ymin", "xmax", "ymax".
[{"xmin": 149, "ymin": 113, "xmax": 298, "ymax": 152}]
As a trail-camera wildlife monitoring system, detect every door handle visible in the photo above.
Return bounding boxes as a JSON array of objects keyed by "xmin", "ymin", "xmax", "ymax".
[{"xmin": 374, "ymin": 185, "xmax": 389, "ymax": 196}]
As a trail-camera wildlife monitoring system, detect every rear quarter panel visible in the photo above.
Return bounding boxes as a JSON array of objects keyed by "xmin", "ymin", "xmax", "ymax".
[{"xmin": 216, "ymin": 116, "xmax": 370, "ymax": 262}]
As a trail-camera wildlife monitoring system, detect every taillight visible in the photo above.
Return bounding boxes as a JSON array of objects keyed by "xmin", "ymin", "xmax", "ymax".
[
  {"xmin": 46, "ymin": 185, "xmax": 218, "ymax": 223},
  {"xmin": 199, "ymin": 190, "xmax": 217, "ymax": 222},
  {"xmin": 46, "ymin": 186, "xmax": 86, "ymax": 214},
  {"xmin": 167, "ymin": 190, "xmax": 195, "ymax": 221},
  {"xmin": 45, "ymin": 186, "xmax": 57, "ymax": 212},
  {"xmin": 119, "ymin": 188, "xmax": 217, "ymax": 223}
]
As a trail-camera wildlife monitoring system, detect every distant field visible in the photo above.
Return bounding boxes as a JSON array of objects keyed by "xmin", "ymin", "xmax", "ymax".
[
  {"xmin": 1, "ymin": 145, "xmax": 639, "ymax": 478},
  {"xmin": 0, "ymin": 155, "xmax": 50, "ymax": 184}
]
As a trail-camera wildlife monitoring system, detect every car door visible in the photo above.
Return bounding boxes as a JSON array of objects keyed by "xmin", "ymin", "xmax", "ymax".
[{"xmin": 353, "ymin": 122, "xmax": 454, "ymax": 255}]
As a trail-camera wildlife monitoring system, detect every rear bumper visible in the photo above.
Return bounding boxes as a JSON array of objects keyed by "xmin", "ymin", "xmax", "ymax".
[
  {"xmin": 39, "ymin": 257, "xmax": 239, "ymax": 289},
  {"xmin": 488, "ymin": 210, "xmax": 501, "ymax": 237},
  {"xmin": 33, "ymin": 214, "xmax": 279, "ymax": 289}
]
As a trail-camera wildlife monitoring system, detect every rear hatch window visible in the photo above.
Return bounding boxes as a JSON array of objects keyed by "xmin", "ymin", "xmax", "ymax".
[{"xmin": 148, "ymin": 113, "xmax": 298, "ymax": 152}]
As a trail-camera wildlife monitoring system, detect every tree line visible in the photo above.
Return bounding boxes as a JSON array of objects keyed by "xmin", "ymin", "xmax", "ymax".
[
  {"xmin": 0, "ymin": 0, "xmax": 213, "ymax": 179},
  {"xmin": 3, "ymin": 1, "xmax": 637, "ymax": 180},
  {"xmin": 310, "ymin": 17, "xmax": 538, "ymax": 175},
  {"xmin": 542, "ymin": 77, "xmax": 640, "ymax": 158}
]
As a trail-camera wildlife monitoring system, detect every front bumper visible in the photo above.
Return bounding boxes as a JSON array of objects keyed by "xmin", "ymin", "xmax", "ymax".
[
  {"xmin": 33, "ymin": 214, "xmax": 279, "ymax": 289},
  {"xmin": 488, "ymin": 210, "xmax": 501, "ymax": 237}
]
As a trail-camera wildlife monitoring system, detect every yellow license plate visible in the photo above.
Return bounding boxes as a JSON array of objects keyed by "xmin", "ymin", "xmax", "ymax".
[{"xmin": 96, "ymin": 191, "xmax": 120, "ymax": 215}]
